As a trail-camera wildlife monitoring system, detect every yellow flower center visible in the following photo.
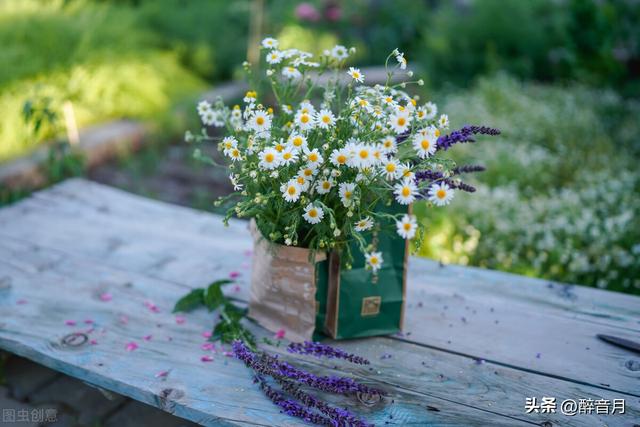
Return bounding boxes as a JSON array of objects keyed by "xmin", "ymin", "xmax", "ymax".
[
  {"xmin": 417, "ymin": 111, "xmax": 424, "ymax": 118},
  {"xmin": 297, "ymin": 176, "xmax": 306, "ymax": 185},
  {"xmin": 410, "ymin": 99, "xmax": 417, "ymax": 106},
  {"xmin": 308, "ymin": 209, "xmax": 318, "ymax": 218},
  {"xmin": 402, "ymin": 187, "xmax": 411, "ymax": 197},
  {"xmin": 397, "ymin": 117, "xmax": 406, "ymax": 126},
  {"xmin": 275, "ymin": 144, "xmax": 284, "ymax": 152},
  {"xmin": 370, "ymin": 256, "xmax": 379, "ymax": 265},
  {"xmin": 232, "ymin": 149, "xmax": 240, "ymax": 157},
  {"xmin": 403, "ymin": 223, "xmax": 412, "ymax": 231},
  {"xmin": 337, "ymin": 154, "xmax": 347, "ymax": 164},
  {"xmin": 353, "ymin": 72, "xmax": 360, "ymax": 79},
  {"xmin": 309, "ymin": 153, "xmax": 318, "ymax": 162},
  {"xmin": 256, "ymin": 116, "xmax": 265, "ymax": 125},
  {"xmin": 437, "ymin": 189, "xmax": 447, "ymax": 199},
  {"xmin": 435, "ymin": 129, "xmax": 441, "ymax": 137},
  {"xmin": 322, "ymin": 181, "xmax": 331, "ymax": 189},
  {"xmin": 322, "ymin": 115, "xmax": 331, "ymax": 123},
  {"xmin": 344, "ymin": 191, "xmax": 352, "ymax": 199},
  {"xmin": 386, "ymin": 163, "xmax": 396, "ymax": 172},
  {"xmin": 403, "ymin": 169, "xmax": 411, "ymax": 177},
  {"xmin": 421, "ymin": 139, "xmax": 431, "ymax": 149},
  {"xmin": 359, "ymin": 150, "xmax": 369, "ymax": 159},
  {"xmin": 300, "ymin": 114, "xmax": 309, "ymax": 124},
  {"xmin": 303, "ymin": 169, "xmax": 313, "ymax": 177},
  {"xmin": 265, "ymin": 153, "xmax": 274, "ymax": 163},
  {"xmin": 359, "ymin": 99, "xmax": 367, "ymax": 107},
  {"xmin": 283, "ymin": 152, "xmax": 292, "ymax": 160},
  {"xmin": 288, "ymin": 186, "xmax": 297, "ymax": 195}
]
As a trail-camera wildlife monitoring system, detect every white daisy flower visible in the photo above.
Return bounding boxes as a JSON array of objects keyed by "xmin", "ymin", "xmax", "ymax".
[
  {"xmin": 438, "ymin": 114, "xmax": 449, "ymax": 129},
  {"xmin": 221, "ymin": 136, "xmax": 238, "ymax": 153},
  {"xmin": 282, "ymin": 104, "xmax": 293, "ymax": 115},
  {"xmin": 316, "ymin": 177, "xmax": 334, "ymax": 194},
  {"xmin": 229, "ymin": 174, "xmax": 243, "ymax": 191},
  {"xmin": 303, "ymin": 203, "xmax": 324, "ymax": 224},
  {"xmin": 227, "ymin": 147, "xmax": 242, "ymax": 162},
  {"xmin": 294, "ymin": 174, "xmax": 311, "ymax": 192},
  {"xmin": 282, "ymin": 66, "xmax": 302, "ymax": 80},
  {"xmin": 200, "ymin": 109, "xmax": 216, "ymax": 126},
  {"xmin": 298, "ymin": 100, "xmax": 316, "ymax": 116},
  {"xmin": 354, "ymin": 216, "xmax": 374, "ymax": 232},
  {"xmin": 428, "ymin": 182, "xmax": 454, "ymax": 206},
  {"xmin": 394, "ymin": 178, "xmax": 418, "ymax": 205},
  {"xmin": 266, "ymin": 50, "xmax": 283, "ymax": 64},
  {"xmin": 351, "ymin": 144, "xmax": 375, "ymax": 169},
  {"xmin": 382, "ymin": 95, "xmax": 397, "ymax": 107},
  {"xmin": 339, "ymin": 182, "xmax": 356, "ymax": 207},
  {"xmin": 353, "ymin": 97, "xmax": 373, "ymax": 112},
  {"xmin": 258, "ymin": 147, "xmax": 280, "ymax": 170},
  {"xmin": 261, "ymin": 37, "xmax": 278, "ymax": 49},
  {"xmin": 304, "ymin": 148, "xmax": 323, "ymax": 167},
  {"xmin": 197, "ymin": 100, "xmax": 212, "ymax": 116},
  {"xmin": 249, "ymin": 110, "xmax": 271, "ymax": 133},
  {"xmin": 330, "ymin": 148, "xmax": 350, "ymax": 167},
  {"xmin": 365, "ymin": 251, "xmax": 383, "ymax": 272},
  {"xmin": 298, "ymin": 165, "xmax": 317, "ymax": 181},
  {"xmin": 399, "ymin": 163, "xmax": 415, "ymax": 180},
  {"xmin": 295, "ymin": 111, "xmax": 314, "ymax": 131},
  {"xmin": 315, "ymin": 109, "xmax": 336, "ymax": 129},
  {"xmin": 424, "ymin": 101, "xmax": 437, "ymax": 119},
  {"xmin": 281, "ymin": 180, "xmax": 302, "ymax": 202},
  {"xmin": 389, "ymin": 112, "xmax": 411, "ymax": 134},
  {"xmin": 413, "ymin": 131, "xmax": 437, "ymax": 159},
  {"xmin": 380, "ymin": 135, "xmax": 398, "ymax": 154},
  {"xmin": 331, "ymin": 45, "xmax": 349, "ymax": 60},
  {"xmin": 396, "ymin": 214, "xmax": 417, "ymax": 239},
  {"xmin": 280, "ymin": 147, "xmax": 298, "ymax": 166},
  {"xmin": 396, "ymin": 52, "xmax": 407, "ymax": 69},
  {"xmin": 287, "ymin": 133, "xmax": 308, "ymax": 152},
  {"xmin": 381, "ymin": 158, "xmax": 401, "ymax": 180},
  {"xmin": 347, "ymin": 67, "xmax": 365, "ymax": 83}
]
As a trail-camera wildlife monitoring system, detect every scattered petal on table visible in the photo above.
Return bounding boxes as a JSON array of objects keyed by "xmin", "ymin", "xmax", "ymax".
[
  {"xmin": 99, "ymin": 293, "xmax": 113, "ymax": 302},
  {"xmin": 274, "ymin": 328, "xmax": 286, "ymax": 339},
  {"xmin": 155, "ymin": 370, "xmax": 170, "ymax": 378},
  {"xmin": 175, "ymin": 315, "xmax": 186, "ymax": 324},
  {"xmin": 201, "ymin": 343, "xmax": 215, "ymax": 351},
  {"xmin": 125, "ymin": 341, "xmax": 139, "ymax": 352},
  {"xmin": 201, "ymin": 331, "xmax": 212, "ymax": 339},
  {"xmin": 16, "ymin": 299, "xmax": 28, "ymax": 305},
  {"xmin": 84, "ymin": 319, "xmax": 94, "ymax": 325},
  {"xmin": 201, "ymin": 355, "xmax": 214, "ymax": 362},
  {"xmin": 65, "ymin": 320, "xmax": 77, "ymax": 326},
  {"xmin": 90, "ymin": 339, "xmax": 98, "ymax": 345},
  {"xmin": 143, "ymin": 335, "xmax": 153, "ymax": 341},
  {"xmin": 243, "ymin": 249, "xmax": 253, "ymax": 257},
  {"xmin": 232, "ymin": 285, "xmax": 241, "ymax": 293},
  {"xmin": 144, "ymin": 301, "xmax": 160, "ymax": 313},
  {"xmin": 229, "ymin": 271, "xmax": 241, "ymax": 279},
  {"xmin": 119, "ymin": 315, "xmax": 129, "ymax": 324}
]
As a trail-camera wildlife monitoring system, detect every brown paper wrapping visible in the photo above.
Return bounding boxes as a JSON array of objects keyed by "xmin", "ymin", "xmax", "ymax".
[{"xmin": 248, "ymin": 220, "xmax": 326, "ymax": 343}]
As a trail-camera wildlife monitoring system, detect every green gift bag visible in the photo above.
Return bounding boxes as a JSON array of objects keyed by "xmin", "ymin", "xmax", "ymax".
[{"xmin": 315, "ymin": 205, "xmax": 409, "ymax": 340}]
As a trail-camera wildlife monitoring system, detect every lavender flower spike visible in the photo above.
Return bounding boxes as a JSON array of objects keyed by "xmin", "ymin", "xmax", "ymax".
[
  {"xmin": 437, "ymin": 125, "xmax": 501, "ymax": 151},
  {"xmin": 288, "ymin": 341, "xmax": 371, "ymax": 365}
]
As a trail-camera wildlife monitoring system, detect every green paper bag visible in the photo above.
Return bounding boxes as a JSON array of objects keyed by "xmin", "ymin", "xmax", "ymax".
[{"xmin": 315, "ymin": 205, "xmax": 408, "ymax": 340}]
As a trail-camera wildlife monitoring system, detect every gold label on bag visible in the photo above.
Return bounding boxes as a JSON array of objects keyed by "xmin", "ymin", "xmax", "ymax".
[{"xmin": 361, "ymin": 296, "xmax": 382, "ymax": 316}]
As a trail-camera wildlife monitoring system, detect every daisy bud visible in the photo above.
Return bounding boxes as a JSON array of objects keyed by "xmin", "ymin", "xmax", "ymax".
[
  {"xmin": 242, "ymin": 191, "xmax": 248, "ymax": 196},
  {"xmin": 285, "ymin": 238, "xmax": 292, "ymax": 246},
  {"xmin": 266, "ymin": 69, "xmax": 274, "ymax": 76},
  {"xmin": 334, "ymin": 229, "xmax": 341, "ymax": 237},
  {"xmin": 349, "ymin": 47, "xmax": 356, "ymax": 54},
  {"xmin": 242, "ymin": 61, "xmax": 250, "ymax": 67},
  {"xmin": 347, "ymin": 211, "xmax": 353, "ymax": 218},
  {"xmin": 407, "ymin": 71, "xmax": 414, "ymax": 77},
  {"xmin": 184, "ymin": 130, "xmax": 194, "ymax": 142},
  {"xmin": 418, "ymin": 79, "xmax": 424, "ymax": 86},
  {"xmin": 400, "ymin": 82, "xmax": 406, "ymax": 88},
  {"xmin": 319, "ymin": 241, "xmax": 325, "ymax": 248}
]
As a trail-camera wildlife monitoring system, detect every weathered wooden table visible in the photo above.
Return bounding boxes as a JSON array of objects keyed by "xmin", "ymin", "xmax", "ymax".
[{"xmin": 0, "ymin": 179, "xmax": 638, "ymax": 426}]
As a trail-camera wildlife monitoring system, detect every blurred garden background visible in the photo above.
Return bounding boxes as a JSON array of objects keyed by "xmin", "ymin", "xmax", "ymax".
[{"xmin": 1, "ymin": 0, "xmax": 639, "ymax": 294}]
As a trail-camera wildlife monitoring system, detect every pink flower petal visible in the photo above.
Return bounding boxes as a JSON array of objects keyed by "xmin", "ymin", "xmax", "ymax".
[
  {"xmin": 125, "ymin": 341, "xmax": 138, "ymax": 352},
  {"xmin": 244, "ymin": 249, "xmax": 253, "ymax": 257},
  {"xmin": 143, "ymin": 335, "xmax": 153, "ymax": 341},
  {"xmin": 16, "ymin": 299, "xmax": 28, "ymax": 305},
  {"xmin": 222, "ymin": 351, "xmax": 233, "ymax": 357},
  {"xmin": 119, "ymin": 315, "xmax": 129, "ymax": 324},
  {"xmin": 155, "ymin": 370, "xmax": 169, "ymax": 378},
  {"xmin": 229, "ymin": 271, "xmax": 241, "ymax": 279},
  {"xmin": 175, "ymin": 315, "xmax": 186, "ymax": 325},
  {"xmin": 200, "ymin": 355, "xmax": 214, "ymax": 362},
  {"xmin": 201, "ymin": 331, "xmax": 212, "ymax": 339},
  {"xmin": 232, "ymin": 285, "xmax": 241, "ymax": 293},
  {"xmin": 99, "ymin": 293, "xmax": 112, "ymax": 302},
  {"xmin": 144, "ymin": 301, "xmax": 160, "ymax": 313},
  {"xmin": 274, "ymin": 328, "xmax": 286, "ymax": 339},
  {"xmin": 90, "ymin": 339, "xmax": 98, "ymax": 345},
  {"xmin": 201, "ymin": 343, "xmax": 215, "ymax": 351},
  {"xmin": 65, "ymin": 320, "xmax": 77, "ymax": 326},
  {"xmin": 84, "ymin": 319, "xmax": 94, "ymax": 325},
  {"xmin": 241, "ymin": 262, "xmax": 250, "ymax": 269}
]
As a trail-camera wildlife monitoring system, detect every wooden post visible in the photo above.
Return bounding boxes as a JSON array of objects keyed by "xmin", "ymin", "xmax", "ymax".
[
  {"xmin": 63, "ymin": 101, "xmax": 80, "ymax": 146},
  {"xmin": 247, "ymin": 0, "xmax": 264, "ymax": 72}
]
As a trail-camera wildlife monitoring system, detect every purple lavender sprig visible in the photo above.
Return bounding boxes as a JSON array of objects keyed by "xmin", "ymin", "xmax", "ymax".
[
  {"xmin": 288, "ymin": 341, "xmax": 370, "ymax": 365},
  {"xmin": 256, "ymin": 376, "xmax": 333, "ymax": 426},
  {"xmin": 414, "ymin": 169, "xmax": 479, "ymax": 193},
  {"xmin": 437, "ymin": 125, "xmax": 501, "ymax": 151},
  {"xmin": 232, "ymin": 340, "xmax": 378, "ymax": 427}
]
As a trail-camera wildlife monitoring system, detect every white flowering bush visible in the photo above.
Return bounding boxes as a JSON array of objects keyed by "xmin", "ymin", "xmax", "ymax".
[
  {"xmin": 186, "ymin": 38, "xmax": 497, "ymax": 271},
  {"xmin": 418, "ymin": 75, "xmax": 640, "ymax": 294}
]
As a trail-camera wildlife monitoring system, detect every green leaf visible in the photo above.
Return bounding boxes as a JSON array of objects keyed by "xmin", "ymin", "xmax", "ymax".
[
  {"xmin": 204, "ymin": 279, "xmax": 233, "ymax": 311},
  {"xmin": 173, "ymin": 288, "xmax": 205, "ymax": 313}
]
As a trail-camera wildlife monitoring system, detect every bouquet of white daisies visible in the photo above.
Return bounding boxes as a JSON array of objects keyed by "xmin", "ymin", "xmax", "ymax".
[{"xmin": 186, "ymin": 38, "xmax": 498, "ymax": 271}]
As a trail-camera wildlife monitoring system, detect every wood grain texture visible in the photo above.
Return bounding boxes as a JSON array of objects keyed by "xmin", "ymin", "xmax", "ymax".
[{"xmin": 0, "ymin": 178, "xmax": 639, "ymax": 427}]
